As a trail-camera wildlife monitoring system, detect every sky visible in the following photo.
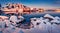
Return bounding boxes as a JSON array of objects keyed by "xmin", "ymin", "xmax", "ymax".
[{"xmin": 0, "ymin": 0, "xmax": 60, "ymax": 9}]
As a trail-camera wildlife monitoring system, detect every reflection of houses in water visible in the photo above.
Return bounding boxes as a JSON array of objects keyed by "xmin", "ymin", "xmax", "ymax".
[
  {"xmin": 1, "ymin": 3, "xmax": 45, "ymax": 15},
  {"xmin": 37, "ymin": 8, "xmax": 44, "ymax": 13},
  {"xmin": 23, "ymin": 7, "xmax": 31, "ymax": 14},
  {"xmin": 1, "ymin": 3, "xmax": 31, "ymax": 14},
  {"xmin": 45, "ymin": 9, "xmax": 60, "ymax": 13},
  {"xmin": 30, "ymin": 8, "xmax": 37, "ymax": 13},
  {"xmin": 30, "ymin": 8, "xmax": 44, "ymax": 13},
  {"xmin": 55, "ymin": 9, "xmax": 60, "ymax": 13},
  {"xmin": 45, "ymin": 9, "xmax": 55, "ymax": 12}
]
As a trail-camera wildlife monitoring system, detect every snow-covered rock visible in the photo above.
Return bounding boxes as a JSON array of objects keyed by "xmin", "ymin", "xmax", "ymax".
[
  {"xmin": 44, "ymin": 14, "xmax": 54, "ymax": 20},
  {"xmin": 55, "ymin": 16, "xmax": 60, "ymax": 20},
  {"xmin": 43, "ymin": 19, "xmax": 49, "ymax": 23},
  {"xmin": 50, "ymin": 19, "xmax": 60, "ymax": 23},
  {"xmin": 31, "ymin": 17, "xmax": 44, "ymax": 28},
  {"xmin": 0, "ymin": 21, "xmax": 6, "ymax": 31},
  {"xmin": 18, "ymin": 16, "xmax": 24, "ymax": 22},
  {"xmin": 39, "ymin": 17, "xmax": 44, "ymax": 20},
  {"xmin": 4, "ymin": 20, "xmax": 11, "ymax": 27},
  {"xmin": 10, "ymin": 15, "xmax": 18, "ymax": 22},
  {"xmin": 31, "ymin": 18, "xmax": 37, "ymax": 28}
]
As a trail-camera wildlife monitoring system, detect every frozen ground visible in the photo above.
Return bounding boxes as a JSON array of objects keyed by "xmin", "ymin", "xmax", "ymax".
[
  {"xmin": 0, "ymin": 13, "xmax": 60, "ymax": 33},
  {"xmin": 20, "ymin": 22, "xmax": 60, "ymax": 33},
  {"xmin": 2, "ymin": 23, "xmax": 60, "ymax": 33}
]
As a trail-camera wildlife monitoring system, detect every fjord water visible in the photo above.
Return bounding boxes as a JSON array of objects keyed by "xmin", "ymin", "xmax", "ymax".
[{"xmin": 23, "ymin": 12, "xmax": 60, "ymax": 23}]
